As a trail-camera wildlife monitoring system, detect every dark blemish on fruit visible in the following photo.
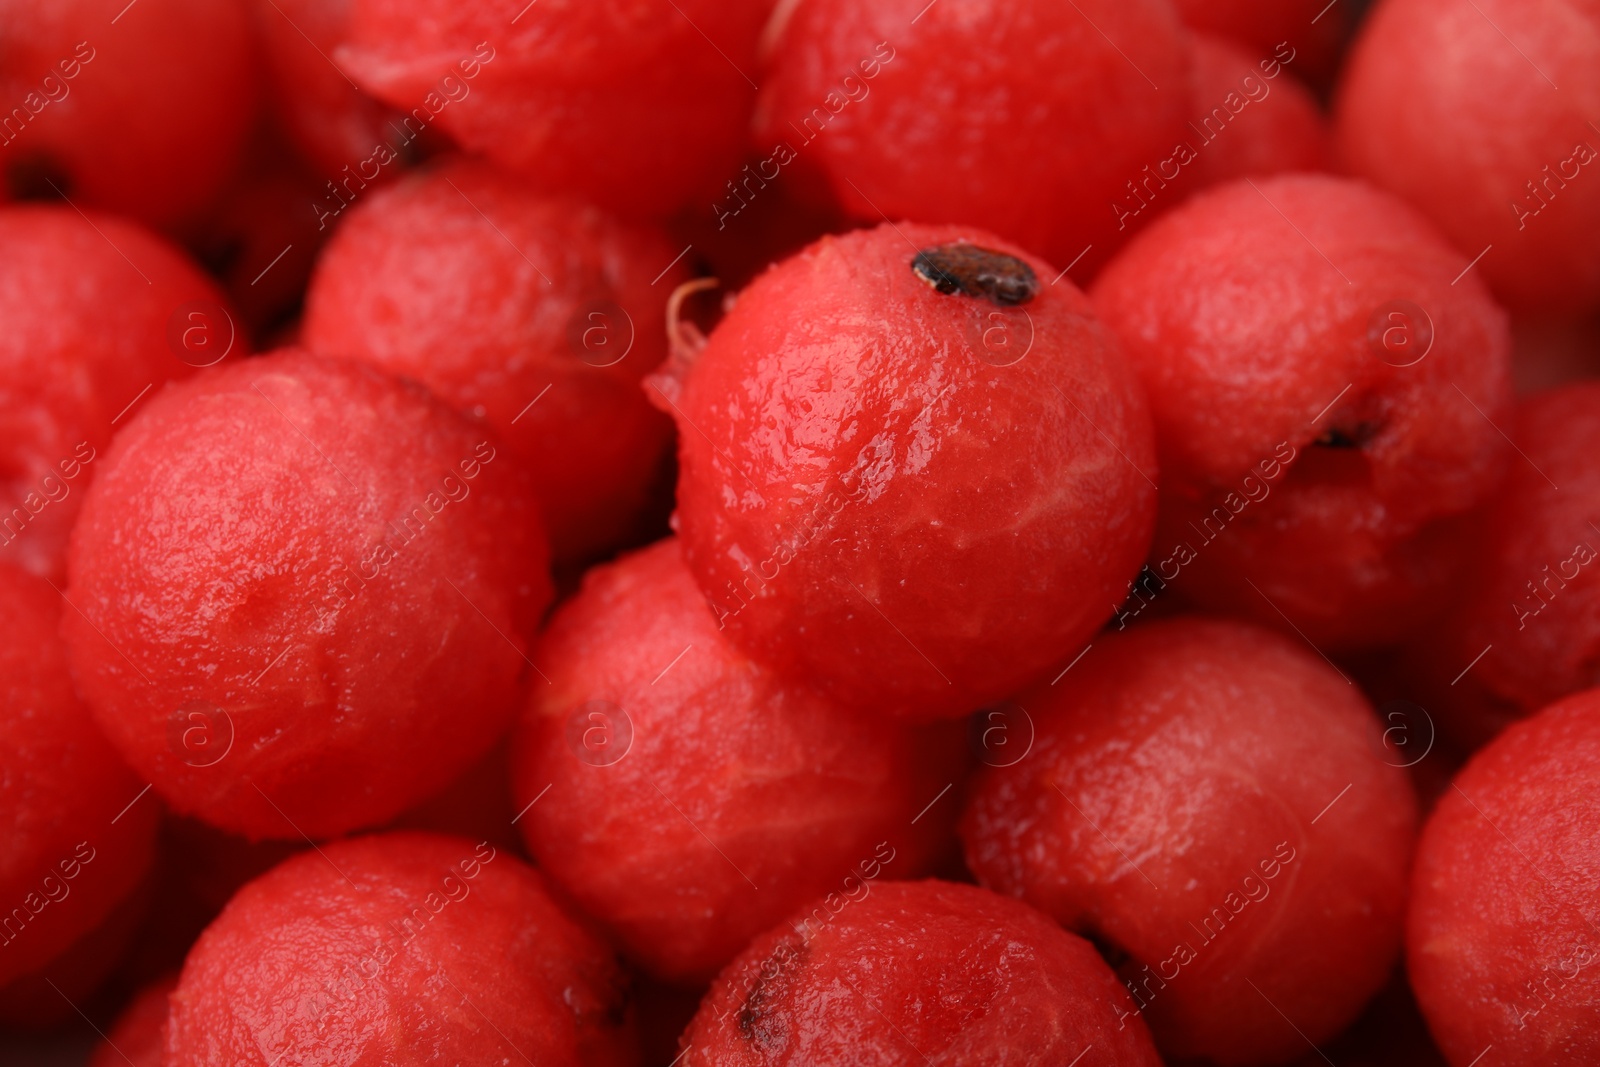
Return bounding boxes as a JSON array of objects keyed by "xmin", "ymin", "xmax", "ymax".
[
  {"xmin": 737, "ymin": 988, "xmax": 768, "ymax": 1044},
  {"xmin": 738, "ymin": 937, "xmax": 807, "ymax": 1049},
  {"xmin": 912, "ymin": 243, "xmax": 1039, "ymax": 306},
  {"xmin": 1315, "ymin": 422, "xmax": 1381, "ymax": 449}
]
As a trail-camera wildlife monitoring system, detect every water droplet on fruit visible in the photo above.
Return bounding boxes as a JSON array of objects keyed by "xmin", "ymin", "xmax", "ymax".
[
  {"xmin": 565, "ymin": 700, "xmax": 633, "ymax": 767},
  {"xmin": 912, "ymin": 244, "xmax": 1039, "ymax": 306}
]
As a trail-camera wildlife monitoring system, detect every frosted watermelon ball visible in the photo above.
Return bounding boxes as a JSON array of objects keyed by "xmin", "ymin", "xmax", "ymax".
[
  {"xmin": 513, "ymin": 538, "xmax": 962, "ymax": 985},
  {"xmin": 1092, "ymin": 174, "xmax": 1514, "ymax": 650},
  {"xmin": 0, "ymin": 0, "xmax": 257, "ymax": 228},
  {"xmin": 683, "ymin": 879, "xmax": 1163, "ymax": 1066},
  {"xmin": 336, "ymin": 0, "xmax": 769, "ymax": 219},
  {"xmin": 755, "ymin": 0, "xmax": 1191, "ymax": 279},
  {"xmin": 304, "ymin": 158, "xmax": 686, "ymax": 563},
  {"xmin": 1410, "ymin": 688, "xmax": 1600, "ymax": 1067},
  {"xmin": 0, "ymin": 203, "xmax": 236, "ymax": 581},
  {"xmin": 164, "ymin": 832, "xmax": 637, "ymax": 1066},
  {"xmin": 63, "ymin": 350, "xmax": 551, "ymax": 840},
  {"xmin": 0, "ymin": 563, "xmax": 159, "ymax": 998},
  {"xmin": 1337, "ymin": 0, "xmax": 1600, "ymax": 313},
  {"xmin": 961, "ymin": 617, "xmax": 1418, "ymax": 1066},
  {"xmin": 1407, "ymin": 383, "xmax": 1600, "ymax": 750},
  {"xmin": 661, "ymin": 223, "xmax": 1157, "ymax": 721}
]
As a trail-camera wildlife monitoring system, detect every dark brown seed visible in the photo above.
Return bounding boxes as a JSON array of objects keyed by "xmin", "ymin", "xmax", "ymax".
[{"xmin": 912, "ymin": 243, "xmax": 1039, "ymax": 306}]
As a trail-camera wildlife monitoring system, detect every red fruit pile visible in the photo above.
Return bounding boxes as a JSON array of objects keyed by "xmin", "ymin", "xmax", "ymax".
[{"xmin": 0, "ymin": 1, "xmax": 1595, "ymax": 1066}]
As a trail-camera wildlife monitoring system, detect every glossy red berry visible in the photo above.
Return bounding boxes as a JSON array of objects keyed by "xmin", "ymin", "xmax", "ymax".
[
  {"xmin": 513, "ymin": 538, "xmax": 961, "ymax": 984},
  {"xmin": 662, "ymin": 222, "xmax": 1157, "ymax": 720},
  {"xmin": 1092, "ymin": 174, "xmax": 1513, "ymax": 649},
  {"xmin": 63, "ymin": 350, "xmax": 550, "ymax": 840}
]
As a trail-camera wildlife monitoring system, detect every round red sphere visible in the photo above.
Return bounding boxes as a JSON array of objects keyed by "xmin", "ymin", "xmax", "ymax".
[
  {"xmin": 0, "ymin": 204, "xmax": 231, "ymax": 580},
  {"xmin": 1092, "ymin": 174, "xmax": 1514, "ymax": 649},
  {"xmin": 1336, "ymin": 0, "xmax": 1600, "ymax": 313},
  {"xmin": 337, "ymin": 0, "xmax": 768, "ymax": 219},
  {"xmin": 1409, "ymin": 688, "xmax": 1600, "ymax": 1066},
  {"xmin": 960, "ymin": 617, "xmax": 1418, "ymax": 1065},
  {"xmin": 513, "ymin": 538, "xmax": 960, "ymax": 984},
  {"xmin": 1171, "ymin": 0, "xmax": 1349, "ymax": 85},
  {"xmin": 754, "ymin": 0, "xmax": 1192, "ymax": 276},
  {"xmin": 0, "ymin": 0, "xmax": 257, "ymax": 228},
  {"xmin": 251, "ymin": 0, "xmax": 402, "ymax": 183},
  {"xmin": 63, "ymin": 350, "xmax": 551, "ymax": 840},
  {"xmin": 683, "ymin": 879, "xmax": 1163, "ymax": 1066},
  {"xmin": 1410, "ymin": 383, "xmax": 1600, "ymax": 748},
  {"xmin": 164, "ymin": 832, "xmax": 636, "ymax": 1066},
  {"xmin": 1183, "ymin": 33, "xmax": 1332, "ymax": 190},
  {"xmin": 0, "ymin": 563, "xmax": 159, "ymax": 991},
  {"xmin": 304, "ymin": 159, "xmax": 683, "ymax": 562},
  {"xmin": 664, "ymin": 222, "xmax": 1157, "ymax": 720}
]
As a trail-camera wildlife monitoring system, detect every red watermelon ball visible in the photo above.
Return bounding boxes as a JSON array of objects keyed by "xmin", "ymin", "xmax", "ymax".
[
  {"xmin": 961, "ymin": 617, "xmax": 1418, "ymax": 1065},
  {"xmin": 62, "ymin": 349, "xmax": 551, "ymax": 840},
  {"xmin": 1092, "ymin": 173, "xmax": 1513, "ymax": 650},
  {"xmin": 1336, "ymin": 0, "xmax": 1600, "ymax": 313},
  {"xmin": 0, "ymin": 0, "xmax": 257, "ymax": 228},
  {"xmin": 513, "ymin": 537, "xmax": 962, "ymax": 985},
  {"xmin": 303, "ymin": 158, "xmax": 686, "ymax": 564},
  {"xmin": 0, "ymin": 563, "xmax": 159, "ymax": 993},
  {"xmin": 661, "ymin": 222, "xmax": 1157, "ymax": 721},
  {"xmin": 682, "ymin": 879, "xmax": 1164, "ymax": 1065},
  {"xmin": 1409, "ymin": 688, "xmax": 1600, "ymax": 1066},
  {"xmin": 336, "ymin": 0, "xmax": 770, "ymax": 219},
  {"xmin": 0, "ymin": 203, "xmax": 237, "ymax": 581},
  {"xmin": 755, "ymin": 0, "xmax": 1192, "ymax": 278},
  {"xmin": 164, "ymin": 832, "xmax": 637, "ymax": 1066},
  {"xmin": 1406, "ymin": 382, "xmax": 1600, "ymax": 749}
]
